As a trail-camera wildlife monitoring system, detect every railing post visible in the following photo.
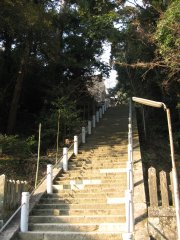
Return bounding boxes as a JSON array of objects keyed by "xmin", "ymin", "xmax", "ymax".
[
  {"xmin": 125, "ymin": 101, "xmax": 134, "ymax": 239},
  {"xmin": 127, "ymin": 161, "xmax": 133, "ymax": 193},
  {"xmin": 20, "ymin": 192, "xmax": 30, "ymax": 232},
  {"xmin": 99, "ymin": 108, "xmax": 102, "ymax": 119},
  {"xmin": 82, "ymin": 127, "xmax": 86, "ymax": 143},
  {"xmin": 88, "ymin": 120, "xmax": 92, "ymax": 135},
  {"xmin": 125, "ymin": 189, "xmax": 134, "ymax": 235},
  {"xmin": 96, "ymin": 110, "xmax": 99, "ymax": 123},
  {"xmin": 128, "ymin": 132, "xmax": 132, "ymax": 146},
  {"xmin": 106, "ymin": 100, "xmax": 109, "ymax": 109},
  {"xmin": 63, "ymin": 147, "xmax": 68, "ymax": 171},
  {"xmin": 128, "ymin": 143, "xmax": 133, "ymax": 163},
  {"xmin": 129, "ymin": 98, "xmax": 132, "ymax": 121},
  {"xmin": 128, "ymin": 123, "xmax": 133, "ymax": 158},
  {"xmin": 102, "ymin": 105, "xmax": 105, "ymax": 114},
  {"xmin": 47, "ymin": 164, "xmax": 53, "ymax": 194},
  {"xmin": 74, "ymin": 135, "xmax": 78, "ymax": 155},
  {"xmin": 105, "ymin": 101, "xmax": 107, "ymax": 110},
  {"xmin": 92, "ymin": 115, "xmax": 96, "ymax": 128}
]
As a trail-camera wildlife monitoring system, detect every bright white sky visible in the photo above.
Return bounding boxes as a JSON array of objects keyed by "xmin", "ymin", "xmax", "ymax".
[
  {"xmin": 100, "ymin": 43, "xmax": 117, "ymax": 90},
  {"xmin": 102, "ymin": 0, "xmax": 143, "ymax": 90}
]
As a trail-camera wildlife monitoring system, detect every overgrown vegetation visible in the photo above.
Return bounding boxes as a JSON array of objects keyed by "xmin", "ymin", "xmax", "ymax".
[{"xmin": 0, "ymin": 134, "xmax": 36, "ymax": 159}]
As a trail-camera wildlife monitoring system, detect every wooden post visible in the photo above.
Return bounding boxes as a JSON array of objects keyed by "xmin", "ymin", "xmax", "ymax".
[
  {"xmin": 102, "ymin": 105, "xmax": 105, "ymax": 114},
  {"xmin": 35, "ymin": 123, "xmax": 41, "ymax": 188},
  {"xmin": 82, "ymin": 127, "xmax": 86, "ymax": 144},
  {"xmin": 88, "ymin": 120, "xmax": 91, "ymax": 135},
  {"xmin": 99, "ymin": 108, "xmax": 102, "ymax": 119},
  {"xmin": 16, "ymin": 180, "xmax": 20, "ymax": 206},
  {"xmin": 170, "ymin": 171, "xmax": 175, "ymax": 206},
  {"xmin": 56, "ymin": 110, "xmax": 60, "ymax": 164},
  {"xmin": 11, "ymin": 180, "xmax": 16, "ymax": 209},
  {"xmin": 9, "ymin": 180, "xmax": 13, "ymax": 210},
  {"xmin": 96, "ymin": 111, "xmax": 99, "ymax": 123},
  {"xmin": 92, "ymin": 115, "xmax": 96, "ymax": 128},
  {"xmin": 160, "ymin": 170, "xmax": 169, "ymax": 207},
  {"xmin": 148, "ymin": 167, "xmax": 158, "ymax": 207}
]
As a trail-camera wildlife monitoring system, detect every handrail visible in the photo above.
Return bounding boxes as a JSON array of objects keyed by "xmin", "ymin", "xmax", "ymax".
[
  {"xmin": 0, "ymin": 203, "xmax": 25, "ymax": 233},
  {"xmin": 125, "ymin": 98, "xmax": 134, "ymax": 239},
  {"xmin": 132, "ymin": 96, "xmax": 180, "ymax": 240}
]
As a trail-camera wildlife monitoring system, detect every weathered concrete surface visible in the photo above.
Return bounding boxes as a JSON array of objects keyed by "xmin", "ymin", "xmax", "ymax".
[
  {"xmin": 148, "ymin": 207, "xmax": 177, "ymax": 239},
  {"xmin": 148, "ymin": 216, "xmax": 177, "ymax": 239}
]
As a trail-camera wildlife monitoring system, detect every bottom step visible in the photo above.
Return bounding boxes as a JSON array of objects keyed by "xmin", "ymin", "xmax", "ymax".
[{"xmin": 18, "ymin": 231, "xmax": 126, "ymax": 240}]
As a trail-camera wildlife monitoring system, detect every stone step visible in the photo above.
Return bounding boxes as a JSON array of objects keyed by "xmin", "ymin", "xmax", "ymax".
[
  {"xmin": 55, "ymin": 178, "xmax": 126, "ymax": 184},
  {"xmin": 58, "ymin": 173, "xmax": 127, "ymax": 179},
  {"xmin": 53, "ymin": 183, "xmax": 127, "ymax": 191},
  {"xmin": 45, "ymin": 192, "xmax": 125, "ymax": 198},
  {"xmin": 13, "ymin": 107, "xmax": 132, "ymax": 240},
  {"xmin": 29, "ymin": 215, "xmax": 126, "ymax": 224},
  {"xmin": 70, "ymin": 158, "xmax": 127, "ymax": 163},
  {"xmin": 18, "ymin": 231, "xmax": 124, "ymax": 240},
  {"xmin": 68, "ymin": 162, "xmax": 126, "ymax": 168},
  {"xmin": 57, "ymin": 175, "xmax": 126, "ymax": 180},
  {"xmin": 61, "ymin": 168, "xmax": 127, "ymax": 175},
  {"xmin": 31, "ymin": 207, "xmax": 125, "ymax": 216},
  {"xmin": 29, "ymin": 222, "xmax": 127, "ymax": 232},
  {"xmin": 58, "ymin": 172, "xmax": 127, "ymax": 182},
  {"xmin": 71, "ymin": 156, "xmax": 121, "ymax": 160},
  {"xmin": 68, "ymin": 159, "xmax": 127, "ymax": 168},
  {"xmin": 35, "ymin": 203, "xmax": 124, "ymax": 210},
  {"xmin": 39, "ymin": 197, "xmax": 126, "ymax": 204},
  {"xmin": 78, "ymin": 147, "xmax": 127, "ymax": 152},
  {"xmin": 67, "ymin": 166, "xmax": 123, "ymax": 171},
  {"xmin": 53, "ymin": 188, "xmax": 126, "ymax": 194},
  {"xmin": 77, "ymin": 153, "xmax": 127, "ymax": 157}
]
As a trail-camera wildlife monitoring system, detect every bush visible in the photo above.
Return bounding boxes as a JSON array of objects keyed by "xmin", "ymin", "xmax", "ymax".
[{"xmin": 0, "ymin": 134, "xmax": 36, "ymax": 159}]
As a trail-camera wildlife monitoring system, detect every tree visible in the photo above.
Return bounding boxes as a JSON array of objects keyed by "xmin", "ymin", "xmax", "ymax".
[
  {"xmin": 0, "ymin": 0, "xmax": 118, "ymax": 134},
  {"xmin": 111, "ymin": 0, "xmax": 179, "ymax": 104}
]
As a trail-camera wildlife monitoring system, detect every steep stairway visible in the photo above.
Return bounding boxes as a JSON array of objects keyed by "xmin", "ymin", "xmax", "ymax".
[{"xmin": 17, "ymin": 106, "xmax": 129, "ymax": 240}]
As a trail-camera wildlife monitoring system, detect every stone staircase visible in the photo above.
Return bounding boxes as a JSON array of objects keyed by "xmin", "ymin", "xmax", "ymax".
[{"xmin": 16, "ymin": 106, "xmax": 130, "ymax": 240}]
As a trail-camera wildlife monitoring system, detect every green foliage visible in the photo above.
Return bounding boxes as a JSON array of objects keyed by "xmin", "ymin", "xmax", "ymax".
[
  {"xmin": 0, "ymin": 135, "xmax": 36, "ymax": 159},
  {"xmin": 39, "ymin": 97, "xmax": 81, "ymax": 148},
  {"xmin": 155, "ymin": 0, "xmax": 180, "ymax": 65}
]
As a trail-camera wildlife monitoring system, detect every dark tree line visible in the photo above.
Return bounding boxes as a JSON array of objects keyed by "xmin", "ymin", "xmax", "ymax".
[
  {"xmin": 0, "ymin": 0, "xmax": 116, "ymax": 135},
  {"xmin": 0, "ymin": 0, "xmax": 179, "ymax": 140}
]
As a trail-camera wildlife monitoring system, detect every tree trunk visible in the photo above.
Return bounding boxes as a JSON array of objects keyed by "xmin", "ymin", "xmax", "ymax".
[{"xmin": 7, "ymin": 47, "xmax": 28, "ymax": 134}]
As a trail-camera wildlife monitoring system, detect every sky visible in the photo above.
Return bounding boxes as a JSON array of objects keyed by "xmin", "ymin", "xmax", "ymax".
[
  {"xmin": 100, "ymin": 42, "xmax": 118, "ymax": 90},
  {"xmin": 102, "ymin": 0, "xmax": 143, "ymax": 90}
]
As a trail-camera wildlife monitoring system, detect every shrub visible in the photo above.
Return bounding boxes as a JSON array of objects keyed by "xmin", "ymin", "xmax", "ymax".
[{"xmin": 0, "ymin": 134, "xmax": 36, "ymax": 159}]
